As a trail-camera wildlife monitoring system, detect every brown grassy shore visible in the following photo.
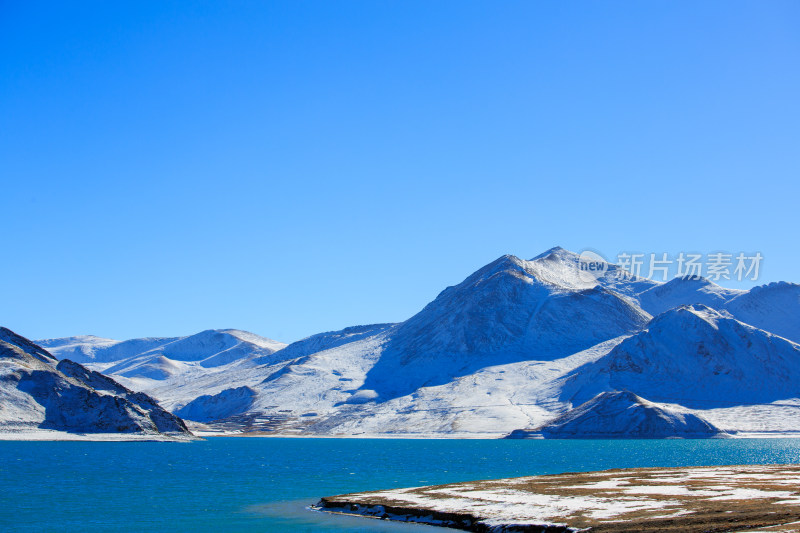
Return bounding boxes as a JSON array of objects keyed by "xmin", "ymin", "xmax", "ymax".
[{"xmin": 317, "ymin": 464, "xmax": 800, "ymax": 532}]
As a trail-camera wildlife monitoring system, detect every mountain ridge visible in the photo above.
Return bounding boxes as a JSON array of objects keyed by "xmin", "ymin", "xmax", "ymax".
[
  {"xmin": 28, "ymin": 247, "xmax": 800, "ymax": 438},
  {"xmin": 1, "ymin": 328, "xmax": 193, "ymax": 439}
]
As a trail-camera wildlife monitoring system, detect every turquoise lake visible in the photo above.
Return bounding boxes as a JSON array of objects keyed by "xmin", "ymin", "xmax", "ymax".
[{"xmin": 2, "ymin": 438, "xmax": 800, "ymax": 532}]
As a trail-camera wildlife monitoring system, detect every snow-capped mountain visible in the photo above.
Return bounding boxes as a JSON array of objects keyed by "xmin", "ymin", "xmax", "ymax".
[
  {"xmin": 38, "ymin": 329, "xmax": 287, "ymax": 382},
  {"xmin": 39, "ymin": 328, "xmax": 285, "ymax": 366},
  {"xmin": 0, "ymin": 327, "xmax": 192, "ymax": 439},
  {"xmin": 36, "ymin": 335, "xmax": 171, "ymax": 364},
  {"xmin": 724, "ymin": 282, "xmax": 800, "ymax": 344},
  {"xmin": 635, "ymin": 277, "xmax": 800, "ymax": 345},
  {"xmin": 506, "ymin": 391, "xmax": 723, "ymax": 439},
  {"xmin": 33, "ymin": 334, "xmax": 125, "ymax": 362},
  {"xmin": 636, "ymin": 276, "xmax": 744, "ymax": 317},
  {"xmin": 174, "ymin": 385, "xmax": 257, "ymax": 422},
  {"xmin": 529, "ymin": 246, "xmax": 660, "ymax": 297},
  {"xmin": 561, "ymin": 304, "xmax": 800, "ymax": 408},
  {"xmin": 360, "ymin": 251, "xmax": 651, "ymax": 400},
  {"xmin": 35, "ymin": 247, "xmax": 800, "ymax": 438}
]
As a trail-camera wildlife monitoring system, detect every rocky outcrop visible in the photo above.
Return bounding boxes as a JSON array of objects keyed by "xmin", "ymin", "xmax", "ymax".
[
  {"xmin": 525, "ymin": 391, "xmax": 723, "ymax": 439},
  {"xmin": 56, "ymin": 359, "xmax": 188, "ymax": 433},
  {"xmin": 0, "ymin": 327, "xmax": 192, "ymax": 437}
]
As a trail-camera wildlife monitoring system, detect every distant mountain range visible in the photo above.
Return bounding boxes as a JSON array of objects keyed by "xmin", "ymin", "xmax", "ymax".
[{"xmin": 18, "ymin": 246, "xmax": 800, "ymax": 438}]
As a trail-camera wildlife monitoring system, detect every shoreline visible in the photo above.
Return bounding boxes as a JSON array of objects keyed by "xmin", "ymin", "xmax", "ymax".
[
  {"xmin": 189, "ymin": 428, "xmax": 800, "ymax": 439},
  {"xmin": 5, "ymin": 429, "xmax": 800, "ymax": 441},
  {"xmin": 0, "ymin": 429, "xmax": 198, "ymax": 442},
  {"xmin": 317, "ymin": 464, "xmax": 800, "ymax": 532}
]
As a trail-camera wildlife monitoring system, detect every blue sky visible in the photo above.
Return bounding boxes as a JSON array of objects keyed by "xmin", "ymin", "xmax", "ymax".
[{"xmin": 2, "ymin": 1, "xmax": 798, "ymax": 342}]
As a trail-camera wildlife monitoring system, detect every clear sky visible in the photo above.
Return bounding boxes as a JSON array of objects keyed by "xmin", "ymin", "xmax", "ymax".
[{"xmin": 2, "ymin": 1, "xmax": 798, "ymax": 343}]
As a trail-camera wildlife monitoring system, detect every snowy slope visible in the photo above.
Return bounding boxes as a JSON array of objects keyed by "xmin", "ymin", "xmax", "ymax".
[
  {"xmin": 34, "ymin": 247, "xmax": 800, "ymax": 437},
  {"xmin": 633, "ymin": 277, "xmax": 799, "ymax": 345},
  {"xmin": 561, "ymin": 305, "xmax": 800, "ymax": 408},
  {"xmin": 0, "ymin": 328, "xmax": 192, "ymax": 438},
  {"xmin": 38, "ymin": 335, "xmax": 178, "ymax": 364},
  {"xmin": 508, "ymin": 391, "xmax": 723, "ymax": 439},
  {"xmin": 46, "ymin": 250, "xmax": 653, "ymax": 429},
  {"xmin": 262, "ymin": 323, "xmax": 395, "ymax": 363},
  {"xmin": 291, "ymin": 338, "xmax": 625, "ymax": 436},
  {"xmin": 39, "ymin": 329, "xmax": 287, "ymax": 383},
  {"xmin": 174, "ymin": 386, "xmax": 257, "ymax": 422},
  {"xmin": 206, "ymin": 250, "xmax": 651, "ymax": 431},
  {"xmin": 530, "ymin": 246, "xmax": 660, "ymax": 297},
  {"xmin": 637, "ymin": 276, "xmax": 744, "ymax": 317},
  {"xmin": 725, "ymin": 282, "xmax": 800, "ymax": 344},
  {"xmin": 359, "ymin": 253, "xmax": 651, "ymax": 400},
  {"xmin": 40, "ymin": 329, "xmax": 286, "ymax": 366}
]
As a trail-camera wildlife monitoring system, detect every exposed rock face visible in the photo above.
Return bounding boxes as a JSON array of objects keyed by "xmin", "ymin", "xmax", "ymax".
[
  {"xmin": 56, "ymin": 359, "xmax": 188, "ymax": 433},
  {"xmin": 527, "ymin": 391, "xmax": 723, "ymax": 439},
  {"xmin": 1, "ymin": 327, "xmax": 59, "ymax": 365},
  {"xmin": 0, "ymin": 327, "xmax": 192, "ymax": 437}
]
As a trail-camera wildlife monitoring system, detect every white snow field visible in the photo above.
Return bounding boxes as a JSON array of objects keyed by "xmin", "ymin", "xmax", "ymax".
[{"xmin": 33, "ymin": 247, "xmax": 800, "ymax": 438}]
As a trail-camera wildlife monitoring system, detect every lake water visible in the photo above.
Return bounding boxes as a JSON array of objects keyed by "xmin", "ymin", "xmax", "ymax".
[{"xmin": 2, "ymin": 437, "xmax": 800, "ymax": 532}]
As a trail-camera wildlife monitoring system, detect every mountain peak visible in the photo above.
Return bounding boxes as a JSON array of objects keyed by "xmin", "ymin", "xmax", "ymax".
[
  {"xmin": 0, "ymin": 327, "xmax": 58, "ymax": 364},
  {"xmin": 636, "ymin": 275, "xmax": 742, "ymax": 317},
  {"xmin": 723, "ymin": 281, "xmax": 800, "ymax": 344},
  {"xmin": 665, "ymin": 275, "xmax": 713, "ymax": 286},
  {"xmin": 471, "ymin": 249, "xmax": 617, "ymax": 293},
  {"xmin": 649, "ymin": 303, "xmax": 725, "ymax": 330},
  {"xmin": 564, "ymin": 299, "xmax": 800, "ymax": 408},
  {"xmin": 530, "ymin": 246, "xmax": 578, "ymax": 261},
  {"xmin": 747, "ymin": 280, "xmax": 800, "ymax": 295}
]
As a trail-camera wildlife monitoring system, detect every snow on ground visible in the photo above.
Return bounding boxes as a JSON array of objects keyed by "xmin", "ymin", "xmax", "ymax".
[
  {"xmin": 528, "ymin": 390, "xmax": 724, "ymax": 439},
  {"xmin": 305, "ymin": 337, "xmax": 626, "ymax": 436},
  {"xmin": 561, "ymin": 305, "xmax": 800, "ymax": 408},
  {"xmin": 725, "ymin": 282, "xmax": 800, "ymax": 344},
  {"xmin": 1, "ymin": 327, "xmax": 194, "ymax": 440},
  {"xmin": 637, "ymin": 276, "xmax": 743, "ymax": 317},
  {"xmin": 700, "ymin": 399, "xmax": 800, "ymax": 435},
  {"xmin": 31, "ymin": 248, "xmax": 800, "ymax": 439},
  {"xmin": 318, "ymin": 465, "xmax": 800, "ymax": 532},
  {"xmin": 0, "ymin": 429, "xmax": 195, "ymax": 441}
]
